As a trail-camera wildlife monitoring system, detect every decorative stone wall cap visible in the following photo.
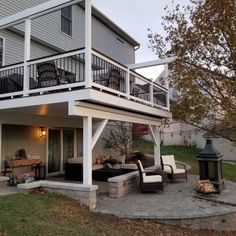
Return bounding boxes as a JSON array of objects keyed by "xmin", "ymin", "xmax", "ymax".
[
  {"xmin": 17, "ymin": 180, "xmax": 98, "ymax": 191},
  {"xmin": 108, "ymin": 171, "xmax": 139, "ymax": 182}
]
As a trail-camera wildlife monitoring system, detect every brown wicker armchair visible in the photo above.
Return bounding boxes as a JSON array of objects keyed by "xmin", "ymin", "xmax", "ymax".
[
  {"xmin": 136, "ymin": 160, "xmax": 164, "ymax": 193},
  {"xmin": 161, "ymin": 155, "xmax": 187, "ymax": 182}
]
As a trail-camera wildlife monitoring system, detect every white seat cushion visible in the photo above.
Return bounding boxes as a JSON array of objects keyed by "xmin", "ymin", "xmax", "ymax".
[
  {"xmin": 163, "ymin": 166, "xmax": 172, "ymax": 173},
  {"xmin": 143, "ymin": 174, "xmax": 162, "ymax": 183},
  {"xmin": 173, "ymin": 168, "xmax": 185, "ymax": 174}
]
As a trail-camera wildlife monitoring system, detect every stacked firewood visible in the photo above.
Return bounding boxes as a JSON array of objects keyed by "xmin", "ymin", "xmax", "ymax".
[{"xmin": 194, "ymin": 180, "xmax": 217, "ymax": 194}]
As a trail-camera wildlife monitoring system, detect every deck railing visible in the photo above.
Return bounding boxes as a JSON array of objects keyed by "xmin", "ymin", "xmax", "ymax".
[{"xmin": 0, "ymin": 48, "xmax": 169, "ymax": 110}]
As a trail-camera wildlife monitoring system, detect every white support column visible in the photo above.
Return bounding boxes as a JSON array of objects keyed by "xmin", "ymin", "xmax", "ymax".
[
  {"xmin": 23, "ymin": 18, "xmax": 31, "ymax": 96},
  {"xmin": 83, "ymin": 116, "xmax": 92, "ymax": 185},
  {"xmin": 85, "ymin": 0, "xmax": 92, "ymax": 88},
  {"xmin": 148, "ymin": 125, "xmax": 161, "ymax": 166},
  {"xmin": 154, "ymin": 126, "xmax": 161, "ymax": 166},
  {"xmin": 92, "ymin": 119, "xmax": 108, "ymax": 149},
  {"xmin": 0, "ymin": 123, "xmax": 2, "ymax": 172}
]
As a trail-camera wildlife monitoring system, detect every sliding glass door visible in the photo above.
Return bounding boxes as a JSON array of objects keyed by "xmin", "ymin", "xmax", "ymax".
[{"xmin": 48, "ymin": 129, "xmax": 75, "ymax": 175}]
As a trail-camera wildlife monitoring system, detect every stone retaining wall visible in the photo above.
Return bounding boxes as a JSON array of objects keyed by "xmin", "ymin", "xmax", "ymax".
[
  {"xmin": 108, "ymin": 171, "xmax": 139, "ymax": 198},
  {"xmin": 17, "ymin": 181, "xmax": 98, "ymax": 210}
]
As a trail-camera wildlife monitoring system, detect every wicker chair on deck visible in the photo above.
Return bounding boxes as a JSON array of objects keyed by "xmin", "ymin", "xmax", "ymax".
[
  {"xmin": 161, "ymin": 155, "xmax": 187, "ymax": 182},
  {"xmin": 37, "ymin": 61, "xmax": 60, "ymax": 88},
  {"xmin": 136, "ymin": 160, "xmax": 164, "ymax": 193}
]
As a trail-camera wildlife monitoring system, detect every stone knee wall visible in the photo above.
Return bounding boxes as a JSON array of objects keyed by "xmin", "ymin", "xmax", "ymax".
[
  {"xmin": 45, "ymin": 188, "xmax": 97, "ymax": 210},
  {"xmin": 108, "ymin": 172, "xmax": 140, "ymax": 198},
  {"xmin": 17, "ymin": 181, "xmax": 98, "ymax": 210}
]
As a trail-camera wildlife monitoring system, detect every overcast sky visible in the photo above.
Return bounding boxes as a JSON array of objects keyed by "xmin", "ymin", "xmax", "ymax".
[{"xmin": 91, "ymin": 0, "xmax": 187, "ymax": 78}]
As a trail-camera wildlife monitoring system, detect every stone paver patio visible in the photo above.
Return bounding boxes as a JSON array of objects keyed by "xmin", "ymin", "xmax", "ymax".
[{"xmin": 93, "ymin": 175, "xmax": 236, "ymax": 231}]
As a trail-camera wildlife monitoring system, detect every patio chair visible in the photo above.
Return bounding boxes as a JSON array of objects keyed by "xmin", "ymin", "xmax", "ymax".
[
  {"xmin": 136, "ymin": 160, "xmax": 164, "ymax": 193},
  {"xmin": 37, "ymin": 61, "xmax": 60, "ymax": 88},
  {"xmin": 161, "ymin": 155, "xmax": 187, "ymax": 182},
  {"xmin": 108, "ymin": 69, "xmax": 121, "ymax": 90}
]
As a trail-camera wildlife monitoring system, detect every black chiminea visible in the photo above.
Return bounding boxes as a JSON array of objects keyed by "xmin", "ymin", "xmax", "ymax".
[{"xmin": 196, "ymin": 137, "xmax": 224, "ymax": 193}]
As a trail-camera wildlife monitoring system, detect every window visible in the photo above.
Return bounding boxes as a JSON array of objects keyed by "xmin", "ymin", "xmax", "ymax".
[
  {"xmin": 116, "ymin": 37, "xmax": 126, "ymax": 46},
  {"xmin": 61, "ymin": 6, "xmax": 72, "ymax": 36},
  {"xmin": 0, "ymin": 38, "xmax": 3, "ymax": 67}
]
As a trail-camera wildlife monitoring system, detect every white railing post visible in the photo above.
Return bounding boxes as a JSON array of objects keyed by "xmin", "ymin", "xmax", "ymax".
[
  {"xmin": 23, "ymin": 18, "xmax": 31, "ymax": 96},
  {"xmin": 150, "ymin": 81, "xmax": 154, "ymax": 106},
  {"xmin": 126, "ymin": 69, "xmax": 130, "ymax": 99},
  {"xmin": 85, "ymin": 0, "xmax": 92, "ymax": 88}
]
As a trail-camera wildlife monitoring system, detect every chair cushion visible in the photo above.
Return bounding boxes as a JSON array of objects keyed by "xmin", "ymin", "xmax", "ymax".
[
  {"xmin": 143, "ymin": 174, "xmax": 162, "ymax": 183},
  {"xmin": 173, "ymin": 168, "xmax": 186, "ymax": 174},
  {"xmin": 162, "ymin": 155, "xmax": 177, "ymax": 169},
  {"xmin": 163, "ymin": 165, "xmax": 172, "ymax": 173}
]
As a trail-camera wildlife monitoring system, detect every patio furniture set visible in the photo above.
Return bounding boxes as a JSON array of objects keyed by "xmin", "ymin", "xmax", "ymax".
[
  {"xmin": 137, "ymin": 155, "xmax": 187, "ymax": 193},
  {"xmin": 65, "ymin": 154, "xmax": 187, "ymax": 194}
]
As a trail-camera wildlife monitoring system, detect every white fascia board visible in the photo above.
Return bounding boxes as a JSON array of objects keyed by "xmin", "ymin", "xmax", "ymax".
[
  {"xmin": 87, "ymin": 89, "xmax": 172, "ymax": 119},
  {"xmin": 0, "ymin": 0, "xmax": 83, "ymax": 29},
  {"xmin": 128, "ymin": 57, "xmax": 177, "ymax": 70},
  {"xmin": 0, "ymin": 89, "xmax": 89, "ymax": 110},
  {"xmin": 69, "ymin": 101, "xmax": 162, "ymax": 126}
]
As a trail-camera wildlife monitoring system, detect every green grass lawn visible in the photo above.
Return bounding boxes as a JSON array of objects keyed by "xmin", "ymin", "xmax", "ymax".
[
  {"xmin": 0, "ymin": 192, "xmax": 234, "ymax": 236},
  {"xmin": 133, "ymin": 138, "xmax": 236, "ymax": 182},
  {"xmin": 0, "ymin": 192, "xmax": 124, "ymax": 236}
]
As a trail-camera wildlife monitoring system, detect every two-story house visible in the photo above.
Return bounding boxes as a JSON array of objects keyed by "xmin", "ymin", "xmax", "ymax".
[{"xmin": 0, "ymin": 0, "xmax": 172, "ymax": 208}]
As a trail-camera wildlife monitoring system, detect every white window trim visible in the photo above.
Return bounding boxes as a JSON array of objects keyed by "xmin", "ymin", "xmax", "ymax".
[
  {"xmin": 0, "ymin": 36, "xmax": 5, "ymax": 66},
  {"xmin": 60, "ymin": 6, "xmax": 73, "ymax": 38}
]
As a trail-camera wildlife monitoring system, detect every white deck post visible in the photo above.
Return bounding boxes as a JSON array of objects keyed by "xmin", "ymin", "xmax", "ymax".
[
  {"xmin": 85, "ymin": 0, "xmax": 92, "ymax": 88},
  {"xmin": 0, "ymin": 123, "xmax": 2, "ymax": 172},
  {"xmin": 149, "ymin": 125, "xmax": 161, "ymax": 166},
  {"xmin": 153, "ymin": 126, "xmax": 161, "ymax": 166},
  {"xmin": 23, "ymin": 18, "xmax": 31, "ymax": 96},
  {"xmin": 83, "ymin": 116, "xmax": 92, "ymax": 185}
]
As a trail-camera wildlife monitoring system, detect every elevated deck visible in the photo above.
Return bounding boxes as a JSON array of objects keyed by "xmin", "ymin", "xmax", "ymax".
[{"xmin": 0, "ymin": 48, "xmax": 171, "ymax": 119}]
